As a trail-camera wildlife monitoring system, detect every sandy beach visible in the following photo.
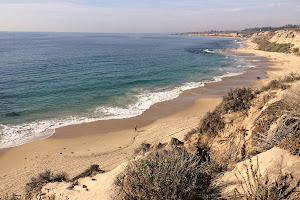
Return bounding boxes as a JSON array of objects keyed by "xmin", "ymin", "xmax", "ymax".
[{"xmin": 1, "ymin": 39, "xmax": 300, "ymax": 198}]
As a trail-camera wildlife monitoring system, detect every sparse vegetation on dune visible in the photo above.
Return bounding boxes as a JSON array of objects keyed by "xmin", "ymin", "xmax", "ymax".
[
  {"xmin": 186, "ymin": 87, "xmax": 256, "ymax": 141},
  {"xmin": 254, "ymin": 83, "xmax": 300, "ymax": 155},
  {"xmin": 234, "ymin": 157, "xmax": 295, "ymax": 200},
  {"xmin": 115, "ymin": 147, "xmax": 216, "ymax": 200},
  {"xmin": 25, "ymin": 170, "xmax": 68, "ymax": 199}
]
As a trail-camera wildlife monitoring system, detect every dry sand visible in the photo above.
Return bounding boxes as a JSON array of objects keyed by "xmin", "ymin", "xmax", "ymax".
[
  {"xmin": 234, "ymin": 40, "xmax": 300, "ymax": 86},
  {"xmin": 1, "ymin": 38, "xmax": 300, "ymax": 198}
]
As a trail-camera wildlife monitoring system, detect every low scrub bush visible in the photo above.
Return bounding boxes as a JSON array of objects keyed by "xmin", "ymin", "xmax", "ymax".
[
  {"xmin": 198, "ymin": 88, "xmax": 255, "ymax": 137},
  {"xmin": 134, "ymin": 143, "xmax": 151, "ymax": 155},
  {"xmin": 257, "ymin": 40, "xmax": 271, "ymax": 51},
  {"xmin": 183, "ymin": 128, "xmax": 197, "ymax": 141},
  {"xmin": 255, "ymin": 38, "xmax": 292, "ymax": 53},
  {"xmin": 115, "ymin": 148, "xmax": 213, "ymax": 200},
  {"xmin": 3, "ymin": 193, "xmax": 21, "ymax": 200},
  {"xmin": 260, "ymin": 80, "xmax": 290, "ymax": 92},
  {"xmin": 281, "ymin": 72, "xmax": 300, "ymax": 83},
  {"xmin": 293, "ymin": 47, "xmax": 299, "ymax": 53},
  {"xmin": 198, "ymin": 107, "xmax": 225, "ymax": 137},
  {"xmin": 221, "ymin": 88, "xmax": 256, "ymax": 114},
  {"xmin": 25, "ymin": 170, "xmax": 68, "ymax": 199},
  {"xmin": 266, "ymin": 43, "xmax": 291, "ymax": 53}
]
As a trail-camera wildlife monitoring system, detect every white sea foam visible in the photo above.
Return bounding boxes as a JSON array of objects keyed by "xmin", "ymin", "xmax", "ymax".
[
  {"xmin": 95, "ymin": 81, "xmax": 205, "ymax": 119},
  {"xmin": 236, "ymin": 65, "xmax": 256, "ymax": 68},
  {"xmin": 212, "ymin": 72, "xmax": 244, "ymax": 82},
  {"xmin": 0, "ymin": 81, "xmax": 206, "ymax": 149},
  {"xmin": 203, "ymin": 49, "xmax": 214, "ymax": 53}
]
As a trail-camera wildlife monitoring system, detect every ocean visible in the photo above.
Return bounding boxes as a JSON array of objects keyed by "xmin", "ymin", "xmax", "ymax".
[{"xmin": 0, "ymin": 32, "xmax": 252, "ymax": 148}]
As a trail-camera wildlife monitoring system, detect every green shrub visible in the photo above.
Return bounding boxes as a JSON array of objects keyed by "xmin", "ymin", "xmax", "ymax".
[
  {"xmin": 115, "ymin": 148, "xmax": 212, "ymax": 200},
  {"xmin": 266, "ymin": 43, "xmax": 291, "ymax": 53},
  {"xmin": 293, "ymin": 47, "xmax": 299, "ymax": 53}
]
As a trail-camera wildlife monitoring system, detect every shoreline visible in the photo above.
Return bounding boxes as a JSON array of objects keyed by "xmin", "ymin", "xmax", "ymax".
[
  {"xmin": 16, "ymin": 49, "xmax": 270, "ymax": 141},
  {"xmin": 0, "ymin": 37, "xmax": 245, "ymax": 150},
  {"xmin": 0, "ymin": 45, "xmax": 266, "ymax": 147},
  {"xmin": 1, "ymin": 38, "xmax": 295, "ymax": 197}
]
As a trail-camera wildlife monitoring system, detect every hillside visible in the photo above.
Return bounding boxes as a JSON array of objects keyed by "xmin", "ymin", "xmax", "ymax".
[{"xmin": 251, "ymin": 29, "xmax": 300, "ymax": 53}]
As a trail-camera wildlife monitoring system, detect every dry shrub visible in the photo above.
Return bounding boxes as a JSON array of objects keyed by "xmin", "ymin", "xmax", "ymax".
[
  {"xmin": 3, "ymin": 193, "xmax": 22, "ymax": 200},
  {"xmin": 71, "ymin": 164, "xmax": 104, "ymax": 181},
  {"xmin": 25, "ymin": 170, "xmax": 68, "ymax": 199},
  {"xmin": 278, "ymin": 137, "xmax": 300, "ymax": 157},
  {"xmin": 234, "ymin": 157, "xmax": 295, "ymax": 200},
  {"xmin": 254, "ymin": 83, "xmax": 300, "ymax": 152},
  {"xmin": 221, "ymin": 88, "xmax": 256, "ymax": 114},
  {"xmin": 260, "ymin": 73, "xmax": 300, "ymax": 93},
  {"xmin": 260, "ymin": 80, "xmax": 290, "ymax": 92},
  {"xmin": 281, "ymin": 72, "xmax": 300, "ymax": 83},
  {"xmin": 134, "ymin": 143, "xmax": 151, "ymax": 155},
  {"xmin": 251, "ymin": 100, "xmax": 286, "ymax": 147},
  {"xmin": 273, "ymin": 114, "xmax": 300, "ymax": 156},
  {"xmin": 197, "ymin": 88, "xmax": 255, "ymax": 138},
  {"xmin": 257, "ymin": 40, "xmax": 271, "ymax": 51},
  {"xmin": 169, "ymin": 137, "xmax": 184, "ymax": 146},
  {"xmin": 115, "ymin": 147, "xmax": 214, "ymax": 200},
  {"xmin": 198, "ymin": 107, "xmax": 225, "ymax": 137},
  {"xmin": 184, "ymin": 128, "xmax": 197, "ymax": 141}
]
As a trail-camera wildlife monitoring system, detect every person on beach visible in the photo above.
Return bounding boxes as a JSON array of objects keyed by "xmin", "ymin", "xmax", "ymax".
[{"xmin": 135, "ymin": 125, "xmax": 138, "ymax": 132}]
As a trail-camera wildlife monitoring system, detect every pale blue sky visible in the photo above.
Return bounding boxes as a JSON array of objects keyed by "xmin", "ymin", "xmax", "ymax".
[{"xmin": 1, "ymin": 0, "xmax": 300, "ymax": 33}]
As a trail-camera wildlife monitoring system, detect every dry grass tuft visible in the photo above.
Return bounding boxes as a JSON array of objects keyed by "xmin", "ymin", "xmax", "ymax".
[
  {"xmin": 234, "ymin": 157, "xmax": 295, "ymax": 200},
  {"xmin": 115, "ymin": 147, "xmax": 215, "ymax": 200}
]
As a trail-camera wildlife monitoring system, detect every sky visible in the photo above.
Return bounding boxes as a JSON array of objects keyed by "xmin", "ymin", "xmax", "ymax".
[{"xmin": 1, "ymin": 0, "xmax": 300, "ymax": 33}]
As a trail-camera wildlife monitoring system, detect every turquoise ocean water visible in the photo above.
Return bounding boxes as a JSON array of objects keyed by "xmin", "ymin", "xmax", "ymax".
[{"xmin": 0, "ymin": 32, "xmax": 253, "ymax": 148}]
